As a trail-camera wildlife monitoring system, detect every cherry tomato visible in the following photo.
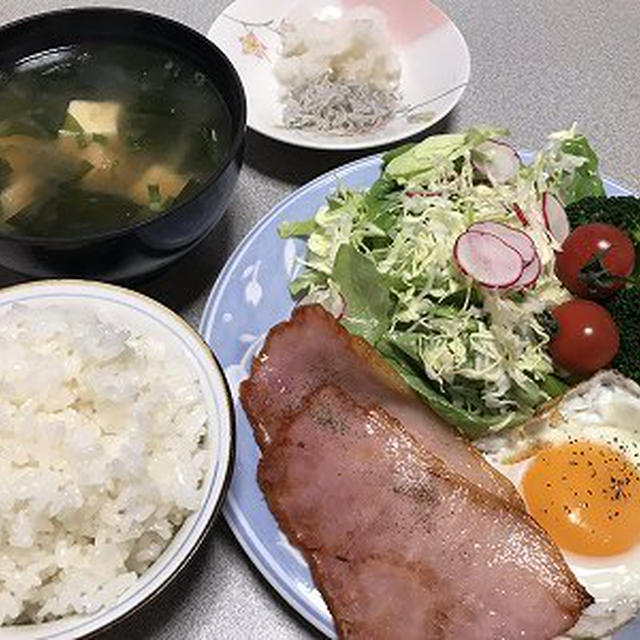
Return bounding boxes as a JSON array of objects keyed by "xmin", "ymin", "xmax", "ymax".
[
  {"xmin": 548, "ymin": 299, "xmax": 619, "ymax": 376},
  {"xmin": 555, "ymin": 223, "xmax": 635, "ymax": 298}
]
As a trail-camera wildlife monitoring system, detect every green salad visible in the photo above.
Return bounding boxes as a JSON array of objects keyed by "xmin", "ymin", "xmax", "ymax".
[{"xmin": 280, "ymin": 125, "xmax": 608, "ymax": 437}]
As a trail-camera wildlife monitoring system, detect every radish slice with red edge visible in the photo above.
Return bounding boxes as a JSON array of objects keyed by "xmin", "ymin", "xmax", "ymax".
[
  {"xmin": 332, "ymin": 292, "xmax": 346, "ymax": 320},
  {"xmin": 542, "ymin": 192, "xmax": 570, "ymax": 244},
  {"xmin": 510, "ymin": 252, "xmax": 541, "ymax": 290},
  {"xmin": 473, "ymin": 140, "xmax": 520, "ymax": 186},
  {"xmin": 468, "ymin": 221, "xmax": 536, "ymax": 265},
  {"xmin": 515, "ymin": 202, "xmax": 545, "ymax": 228},
  {"xmin": 406, "ymin": 190, "xmax": 443, "ymax": 198},
  {"xmin": 454, "ymin": 231, "xmax": 524, "ymax": 288},
  {"xmin": 512, "ymin": 203, "xmax": 529, "ymax": 226},
  {"xmin": 300, "ymin": 289, "xmax": 345, "ymax": 319}
]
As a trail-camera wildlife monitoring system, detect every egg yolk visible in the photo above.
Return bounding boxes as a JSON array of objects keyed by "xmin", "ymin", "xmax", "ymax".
[{"xmin": 522, "ymin": 441, "xmax": 640, "ymax": 556}]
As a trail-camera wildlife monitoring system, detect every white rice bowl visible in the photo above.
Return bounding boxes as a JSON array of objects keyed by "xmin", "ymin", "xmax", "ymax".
[{"xmin": 0, "ymin": 281, "xmax": 233, "ymax": 639}]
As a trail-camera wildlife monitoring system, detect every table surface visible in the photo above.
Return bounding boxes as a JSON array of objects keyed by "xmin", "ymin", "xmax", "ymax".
[{"xmin": 2, "ymin": 0, "xmax": 640, "ymax": 638}]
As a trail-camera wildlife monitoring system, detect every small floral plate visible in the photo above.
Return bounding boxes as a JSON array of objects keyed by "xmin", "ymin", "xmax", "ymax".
[{"xmin": 207, "ymin": 0, "xmax": 470, "ymax": 150}]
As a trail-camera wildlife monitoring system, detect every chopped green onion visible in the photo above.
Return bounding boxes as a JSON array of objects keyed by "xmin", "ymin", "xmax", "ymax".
[
  {"xmin": 147, "ymin": 184, "xmax": 163, "ymax": 212},
  {"xmin": 62, "ymin": 113, "xmax": 84, "ymax": 134}
]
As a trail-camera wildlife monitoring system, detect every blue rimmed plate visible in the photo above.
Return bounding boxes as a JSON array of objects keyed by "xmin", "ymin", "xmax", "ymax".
[{"xmin": 199, "ymin": 153, "xmax": 636, "ymax": 638}]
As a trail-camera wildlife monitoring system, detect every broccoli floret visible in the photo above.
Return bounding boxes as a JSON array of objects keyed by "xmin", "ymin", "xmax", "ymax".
[
  {"xmin": 605, "ymin": 286, "xmax": 640, "ymax": 382},
  {"xmin": 565, "ymin": 196, "xmax": 640, "ymax": 244}
]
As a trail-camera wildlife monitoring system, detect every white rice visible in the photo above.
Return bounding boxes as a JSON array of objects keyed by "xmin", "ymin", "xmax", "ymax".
[
  {"xmin": 0, "ymin": 303, "xmax": 209, "ymax": 624},
  {"xmin": 274, "ymin": 4, "xmax": 401, "ymax": 135}
]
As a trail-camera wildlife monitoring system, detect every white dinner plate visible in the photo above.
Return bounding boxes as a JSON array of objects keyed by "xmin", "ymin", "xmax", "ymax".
[{"xmin": 207, "ymin": 0, "xmax": 470, "ymax": 150}]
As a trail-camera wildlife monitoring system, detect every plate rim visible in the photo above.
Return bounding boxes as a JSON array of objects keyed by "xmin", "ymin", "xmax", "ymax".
[
  {"xmin": 207, "ymin": 0, "xmax": 471, "ymax": 151},
  {"xmin": 200, "ymin": 152, "xmax": 635, "ymax": 638},
  {"xmin": 200, "ymin": 154, "xmax": 382, "ymax": 638}
]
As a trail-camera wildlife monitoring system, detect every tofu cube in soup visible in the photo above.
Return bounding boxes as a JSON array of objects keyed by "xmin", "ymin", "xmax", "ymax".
[
  {"xmin": 0, "ymin": 136, "xmax": 39, "ymax": 173},
  {"xmin": 66, "ymin": 100, "xmax": 121, "ymax": 136},
  {"xmin": 57, "ymin": 136, "xmax": 130, "ymax": 197}
]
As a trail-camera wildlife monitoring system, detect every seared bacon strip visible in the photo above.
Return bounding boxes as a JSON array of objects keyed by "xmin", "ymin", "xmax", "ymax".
[
  {"xmin": 241, "ymin": 304, "xmax": 522, "ymax": 507},
  {"xmin": 259, "ymin": 386, "xmax": 593, "ymax": 640}
]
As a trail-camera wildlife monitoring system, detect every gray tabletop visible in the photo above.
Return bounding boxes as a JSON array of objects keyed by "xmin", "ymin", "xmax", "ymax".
[{"xmin": 1, "ymin": 0, "xmax": 640, "ymax": 638}]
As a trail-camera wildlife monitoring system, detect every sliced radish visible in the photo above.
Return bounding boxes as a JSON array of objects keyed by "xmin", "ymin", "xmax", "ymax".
[
  {"xmin": 468, "ymin": 221, "xmax": 536, "ymax": 265},
  {"xmin": 514, "ymin": 202, "xmax": 545, "ymax": 228},
  {"xmin": 406, "ymin": 190, "xmax": 443, "ymax": 198},
  {"xmin": 510, "ymin": 252, "xmax": 541, "ymax": 290},
  {"xmin": 542, "ymin": 192, "xmax": 570, "ymax": 244},
  {"xmin": 332, "ymin": 292, "xmax": 346, "ymax": 320},
  {"xmin": 454, "ymin": 231, "xmax": 524, "ymax": 288},
  {"xmin": 473, "ymin": 140, "xmax": 520, "ymax": 185},
  {"xmin": 300, "ymin": 288, "xmax": 345, "ymax": 318},
  {"xmin": 512, "ymin": 203, "xmax": 529, "ymax": 226}
]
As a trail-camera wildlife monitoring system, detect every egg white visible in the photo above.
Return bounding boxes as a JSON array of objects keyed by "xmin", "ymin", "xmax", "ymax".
[{"xmin": 477, "ymin": 371, "xmax": 640, "ymax": 639}]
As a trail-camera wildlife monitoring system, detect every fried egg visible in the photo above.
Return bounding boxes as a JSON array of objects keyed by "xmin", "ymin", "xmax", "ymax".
[{"xmin": 477, "ymin": 371, "xmax": 640, "ymax": 638}]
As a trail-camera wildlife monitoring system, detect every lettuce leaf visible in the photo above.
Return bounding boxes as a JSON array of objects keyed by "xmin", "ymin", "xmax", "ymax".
[
  {"xmin": 384, "ymin": 133, "xmax": 466, "ymax": 179},
  {"xmin": 377, "ymin": 339, "xmax": 529, "ymax": 438},
  {"xmin": 331, "ymin": 244, "xmax": 393, "ymax": 344},
  {"xmin": 558, "ymin": 135, "xmax": 605, "ymax": 204},
  {"xmin": 381, "ymin": 142, "xmax": 415, "ymax": 167},
  {"xmin": 279, "ymin": 218, "xmax": 318, "ymax": 238}
]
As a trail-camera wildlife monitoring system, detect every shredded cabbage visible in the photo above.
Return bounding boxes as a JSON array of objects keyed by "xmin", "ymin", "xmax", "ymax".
[{"xmin": 283, "ymin": 126, "xmax": 602, "ymax": 431}]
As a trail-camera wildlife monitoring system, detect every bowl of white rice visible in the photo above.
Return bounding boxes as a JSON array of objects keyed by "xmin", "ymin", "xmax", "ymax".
[{"xmin": 0, "ymin": 280, "xmax": 234, "ymax": 639}]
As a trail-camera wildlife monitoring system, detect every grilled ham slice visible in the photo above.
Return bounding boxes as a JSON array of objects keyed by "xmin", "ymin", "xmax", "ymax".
[
  {"xmin": 241, "ymin": 304, "xmax": 522, "ymax": 507},
  {"xmin": 258, "ymin": 386, "xmax": 593, "ymax": 639}
]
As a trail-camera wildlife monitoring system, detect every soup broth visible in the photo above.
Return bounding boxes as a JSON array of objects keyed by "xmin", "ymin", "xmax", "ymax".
[{"xmin": 0, "ymin": 42, "xmax": 232, "ymax": 238}]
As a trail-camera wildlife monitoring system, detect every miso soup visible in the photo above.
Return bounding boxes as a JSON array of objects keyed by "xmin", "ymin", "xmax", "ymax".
[{"xmin": 0, "ymin": 42, "xmax": 232, "ymax": 238}]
